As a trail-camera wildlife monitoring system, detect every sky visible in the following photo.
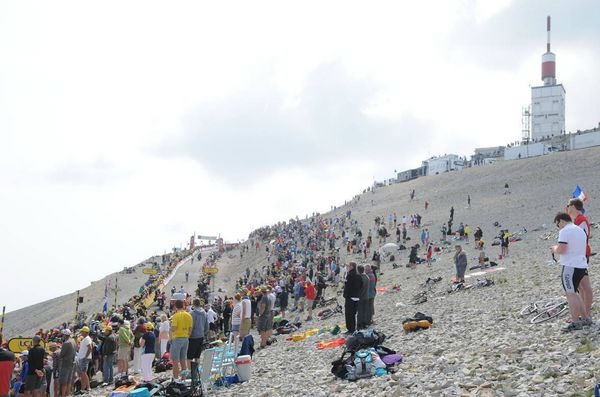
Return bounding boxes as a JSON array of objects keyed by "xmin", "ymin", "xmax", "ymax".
[{"xmin": 1, "ymin": 0, "xmax": 599, "ymax": 312}]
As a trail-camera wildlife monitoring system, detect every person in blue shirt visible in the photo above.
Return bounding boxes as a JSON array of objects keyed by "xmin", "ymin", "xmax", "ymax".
[{"xmin": 139, "ymin": 323, "xmax": 156, "ymax": 382}]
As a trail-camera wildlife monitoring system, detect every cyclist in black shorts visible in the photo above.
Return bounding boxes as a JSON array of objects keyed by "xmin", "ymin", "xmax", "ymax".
[{"xmin": 551, "ymin": 212, "xmax": 588, "ymax": 332}]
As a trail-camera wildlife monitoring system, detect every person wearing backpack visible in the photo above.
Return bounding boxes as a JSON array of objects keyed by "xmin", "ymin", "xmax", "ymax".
[{"xmin": 343, "ymin": 262, "xmax": 362, "ymax": 334}]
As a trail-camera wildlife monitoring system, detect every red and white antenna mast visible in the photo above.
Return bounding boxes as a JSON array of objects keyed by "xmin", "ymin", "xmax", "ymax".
[{"xmin": 541, "ymin": 15, "xmax": 556, "ymax": 86}]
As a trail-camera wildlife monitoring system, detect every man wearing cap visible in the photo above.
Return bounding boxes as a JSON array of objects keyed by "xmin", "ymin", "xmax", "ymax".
[
  {"xmin": 101, "ymin": 326, "xmax": 117, "ymax": 385},
  {"xmin": 24, "ymin": 335, "xmax": 45, "ymax": 397},
  {"xmin": 117, "ymin": 320, "xmax": 133, "ymax": 376},
  {"xmin": 0, "ymin": 334, "xmax": 15, "ymax": 397},
  {"xmin": 139, "ymin": 323, "xmax": 156, "ymax": 382},
  {"xmin": 76, "ymin": 327, "xmax": 92, "ymax": 393},
  {"xmin": 58, "ymin": 329, "xmax": 76, "ymax": 397},
  {"xmin": 47, "ymin": 342, "xmax": 60, "ymax": 397},
  {"xmin": 239, "ymin": 293, "xmax": 252, "ymax": 339}
]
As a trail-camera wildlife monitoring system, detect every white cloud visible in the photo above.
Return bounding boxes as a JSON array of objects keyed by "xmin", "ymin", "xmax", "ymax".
[{"xmin": 0, "ymin": 0, "xmax": 598, "ymax": 311}]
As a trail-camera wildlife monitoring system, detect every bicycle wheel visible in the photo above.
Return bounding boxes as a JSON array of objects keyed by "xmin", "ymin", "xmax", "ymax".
[
  {"xmin": 519, "ymin": 303, "xmax": 536, "ymax": 317},
  {"xmin": 535, "ymin": 297, "xmax": 565, "ymax": 311},
  {"xmin": 530, "ymin": 302, "xmax": 569, "ymax": 324}
]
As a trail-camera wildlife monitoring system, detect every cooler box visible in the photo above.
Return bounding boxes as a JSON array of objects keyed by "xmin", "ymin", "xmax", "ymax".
[{"xmin": 235, "ymin": 355, "xmax": 252, "ymax": 382}]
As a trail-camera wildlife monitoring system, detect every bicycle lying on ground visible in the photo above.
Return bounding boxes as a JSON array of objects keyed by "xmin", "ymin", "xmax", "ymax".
[
  {"xmin": 316, "ymin": 295, "xmax": 338, "ymax": 308},
  {"xmin": 519, "ymin": 296, "xmax": 568, "ymax": 324},
  {"xmin": 318, "ymin": 301, "xmax": 343, "ymax": 320}
]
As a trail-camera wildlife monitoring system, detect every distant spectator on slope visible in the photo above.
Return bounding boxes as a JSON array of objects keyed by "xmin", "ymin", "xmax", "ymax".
[{"xmin": 454, "ymin": 245, "xmax": 467, "ymax": 283}]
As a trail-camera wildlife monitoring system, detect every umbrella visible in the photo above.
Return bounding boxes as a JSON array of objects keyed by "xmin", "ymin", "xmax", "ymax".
[{"xmin": 380, "ymin": 243, "xmax": 399, "ymax": 251}]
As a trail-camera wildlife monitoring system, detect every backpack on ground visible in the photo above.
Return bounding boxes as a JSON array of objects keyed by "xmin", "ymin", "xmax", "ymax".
[
  {"xmin": 402, "ymin": 312, "xmax": 433, "ymax": 333},
  {"xmin": 330, "ymin": 349, "xmax": 354, "ymax": 379},
  {"xmin": 345, "ymin": 329, "xmax": 386, "ymax": 352},
  {"xmin": 350, "ymin": 349, "xmax": 376, "ymax": 379},
  {"xmin": 154, "ymin": 357, "xmax": 172, "ymax": 373},
  {"xmin": 165, "ymin": 380, "xmax": 192, "ymax": 397}
]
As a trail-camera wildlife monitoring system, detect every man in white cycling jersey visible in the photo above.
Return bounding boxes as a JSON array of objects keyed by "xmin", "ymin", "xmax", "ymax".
[{"xmin": 551, "ymin": 212, "xmax": 588, "ymax": 332}]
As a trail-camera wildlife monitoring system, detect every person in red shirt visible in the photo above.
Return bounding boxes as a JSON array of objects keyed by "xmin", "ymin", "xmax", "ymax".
[
  {"xmin": 304, "ymin": 281, "xmax": 317, "ymax": 321},
  {"xmin": 427, "ymin": 243, "xmax": 433, "ymax": 266},
  {"xmin": 0, "ymin": 334, "xmax": 15, "ymax": 397},
  {"xmin": 567, "ymin": 198, "xmax": 593, "ymax": 324}
]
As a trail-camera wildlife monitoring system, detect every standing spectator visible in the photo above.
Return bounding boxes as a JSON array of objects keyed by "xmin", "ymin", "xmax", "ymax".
[
  {"xmin": 76, "ymin": 327, "xmax": 92, "ymax": 394},
  {"xmin": 58, "ymin": 330, "xmax": 76, "ymax": 397},
  {"xmin": 343, "ymin": 262, "xmax": 362, "ymax": 334},
  {"xmin": 339, "ymin": 264, "xmax": 348, "ymax": 283},
  {"xmin": 464, "ymin": 224, "xmax": 471, "ymax": 243},
  {"xmin": 501, "ymin": 230, "xmax": 510, "ymax": 257},
  {"xmin": 567, "ymin": 198, "xmax": 593, "ymax": 324},
  {"xmin": 117, "ymin": 321, "xmax": 133, "ymax": 377},
  {"xmin": 552, "ymin": 212, "xmax": 589, "ymax": 331},
  {"xmin": 365, "ymin": 265, "xmax": 377, "ymax": 326},
  {"xmin": 454, "ymin": 245, "xmax": 468, "ymax": 283},
  {"xmin": 0, "ymin": 334, "xmax": 15, "ymax": 397},
  {"xmin": 170, "ymin": 300, "xmax": 193, "ymax": 379},
  {"xmin": 223, "ymin": 300, "xmax": 233, "ymax": 334},
  {"xmin": 303, "ymin": 280, "xmax": 316, "ymax": 321},
  {"xmin": 132, "ymin": 319, "xmax": 146, "ymax": 374},
  {"xmin": 231, "ymin": 295, "xmax": 243, "ymax": 340},
  {"xmin": 357, "ymin": 265, "xmax": 370, "ymax": 330},
  {"xmin": 24, "ymin": 336, "xmax": 45, "ymax": 397},
  {"xmin": 101, "ymin": 325, "xmax": 117, "ymax": 385},
  {"xmin": 278, "ymin": 286, "xmax": 289, "ymax": 319},
  {"xmin": 48, "ymin": 342, "xmax": 60, "ymax": 397},
  {"xmin": 205, "ymin": 305, "xmax": 217, "ymax": 340},
  {"xmin": 158, "ymin": 314, "xmax": 170, "ymax": 357},
  {"xmin": 467, "ymin": 195, "xmax": 471, "ymax": 207},
  {"xmin": 240, "ymin": 293, "xmax": 252, "ymax": 339},
  {"xmin": 313, "ymin": 273, "xmax": 327, "ymax": 309},
  {"xmin": 293, "ymin": 279, "xmax": 305, "ymax": 312},
  {"xmin": 188, "ymin": 299, "xmax": 209, "ymax": 368},
  {"xmin": 139, "ymin": 323, "xmax": 156, "ymax": 382},
  {"xmin": 256, "ymin": 288, "xmax": 271, "ymax": 349},
  {"xmin": 426, "ymin": 243, "xmax": 433, "ymax": 266}
]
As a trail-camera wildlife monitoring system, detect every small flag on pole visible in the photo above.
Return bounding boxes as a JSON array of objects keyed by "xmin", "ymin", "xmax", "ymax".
[{"xmin": 572, "ymin": 185, "xmax": 588, "ymax": 202}]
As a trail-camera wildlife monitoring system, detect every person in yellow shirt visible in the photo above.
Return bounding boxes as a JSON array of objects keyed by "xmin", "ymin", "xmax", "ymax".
[
  {"xmin": 170, "ymin": 300, "xmax": 193, "ymax": 379},
  {"xmin": 464, "ymin": 225, "xmax": 471, "ymax": 243}
]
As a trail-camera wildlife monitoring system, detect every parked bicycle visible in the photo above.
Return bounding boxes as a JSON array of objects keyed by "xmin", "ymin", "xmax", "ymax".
[
  {"xmin": 318, "ymin": 301, "xmax": 343, "ymax": 320},
  {"xmin": 519, "ymin": 296, "xmax": 568, "ymax": 324}
]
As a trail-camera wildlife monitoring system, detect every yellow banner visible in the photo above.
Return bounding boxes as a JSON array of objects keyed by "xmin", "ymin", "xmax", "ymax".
[{"xmin": 8, "ymin": 338, "xmax": 46, "ymax": 353}]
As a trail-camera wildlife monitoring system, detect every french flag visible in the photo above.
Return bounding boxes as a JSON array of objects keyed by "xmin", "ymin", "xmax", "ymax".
[{"xmin": 572, "ymin": 185, "xmax": 588, "ymax": 202}]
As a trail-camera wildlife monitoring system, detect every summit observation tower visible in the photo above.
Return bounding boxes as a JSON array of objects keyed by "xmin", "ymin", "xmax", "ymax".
[{"xmin": 531, "ymin": 16, "xmax": 566, "ymax": 141}]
